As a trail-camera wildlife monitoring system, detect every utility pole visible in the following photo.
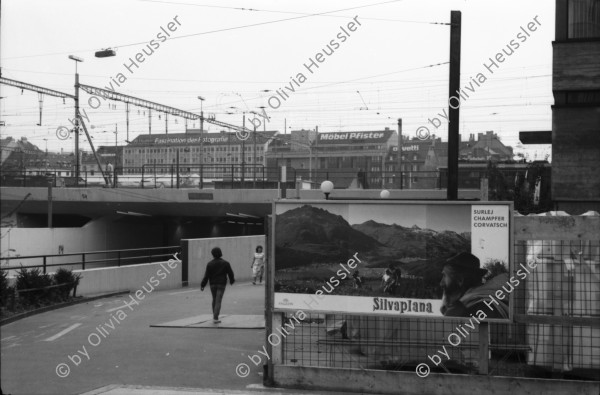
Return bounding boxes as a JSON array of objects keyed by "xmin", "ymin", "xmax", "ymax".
[
  {"xmin": 72, "ymin": 62, "xmax": 81, "ymax": 184},
  {"xmin": 47, "ymin": 180, "xmax": 53, "ymax": 228},
  {"xmin": 314, "ymin": 134, "xmax": 319, "ymax": 183},
  {"xmin": 126, "ymin": 103, "xmax": 130, "ymax": 142},
  {"xmin": 447, "ymin": 10, "xmax": 462, "ymax": 200},
  {"xmin": 68, "ymin": 55, "xmax": 84, "ymax": 185},
  {"xmin": 397, "ymin": 118, "xmax": 402, "ymax": 189},
  {"xmin": 241, "ymin": 113, "xmax": 245, "ymax": 188},
  {"xmin": 198, "ymin": 96, "xmax": 205, "ymax": 189},
  {"xmin": 253, "ymin": 118, "xmax": 257, "ymax": 188},
  {"xmin": 176, "ymin": 148, "xmax": 180, "ymax": 189},
  {"xmin": 114, "ymin": 124, "xmax": 118, "ymax": 184}
]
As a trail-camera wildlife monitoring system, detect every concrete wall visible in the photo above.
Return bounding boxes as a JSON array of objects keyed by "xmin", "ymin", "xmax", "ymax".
[
  {"xmin": 74, "ymin": 260, "xmax": 182, "ymax": 296},
  {"xmin": 0, "ymin": 216, "xmax": 163, "ymax": 268},
  {"xmin": 5, "ymin": 259, "xmax": 183, "ymax": 296},
  {"xmin": 272, "ymin": 366, "xmax": 600, "ymax": 395},
  {"xmin": 1, "ymin": 186, "xmax": 480, "ymax": 206},
  {"xmin": 184, "ymin": 235, "xmax": 266, "ymax": 285}
]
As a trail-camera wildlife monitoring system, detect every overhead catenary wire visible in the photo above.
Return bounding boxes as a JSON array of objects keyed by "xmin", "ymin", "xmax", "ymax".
[
  {"xmin": 2, "ymin": 0, "xmax": 413, "ymax": 60},
  {"xmin": 137, "ymin": 0, "xmax": 449, "ymax": 25}
]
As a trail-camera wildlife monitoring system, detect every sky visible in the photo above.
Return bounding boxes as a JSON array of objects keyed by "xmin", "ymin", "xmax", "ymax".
[{"xmin": 1, "ymin": 0, "xmax": 554, "ymax": 160}]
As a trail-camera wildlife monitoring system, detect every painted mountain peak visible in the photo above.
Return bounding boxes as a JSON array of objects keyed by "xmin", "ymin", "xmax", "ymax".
[
  {"xmin": 275, "ymin": 205, "xmax": 381, "ymax": 268},
  {"xmin": 274, "ymin": 205, "xmax": 470, "ymax": 269},
  {"xmin": 352, "ymin": 220, "xmax": 470, "ymax": 259}
]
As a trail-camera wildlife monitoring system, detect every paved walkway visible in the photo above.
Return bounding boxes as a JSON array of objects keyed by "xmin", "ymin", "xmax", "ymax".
[{"xmin": 1, "ymin": 282, "xmax": 362, "ymax": 395}]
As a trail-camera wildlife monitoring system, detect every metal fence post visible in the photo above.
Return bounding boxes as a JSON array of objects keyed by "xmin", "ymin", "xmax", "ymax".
[
  {"xmin": 43, "ymin": 256, "xmax": 47, "ymax": 274},
  {"xmin": 82, "ymin": 253, "xmax": 86, "ymax": 270},
  {"xmin": 478, "ymin": 322, "xmax": 489, "ymax": 375}
]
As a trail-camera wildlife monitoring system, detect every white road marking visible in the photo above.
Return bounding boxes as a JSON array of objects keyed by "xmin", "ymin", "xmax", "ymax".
[
  {"xmin": 43, "ymin": 323, "xmax": 81, "ymax": 342},
  {"xmin": 106, "ymin": 304, "xmax": 129, "ymax": 313},
  {"xmin": 168, "ymin": 289, "xmax": 200, "ymax": 295},
  {"xmin": 1, "ymin": 336, "xmax": 16, "ymax": 342}
]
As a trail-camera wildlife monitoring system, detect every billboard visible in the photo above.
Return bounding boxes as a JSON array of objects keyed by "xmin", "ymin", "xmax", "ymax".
[{"xmin": 272, "ymin": 200, "xmax": 513, "ymax": 321}]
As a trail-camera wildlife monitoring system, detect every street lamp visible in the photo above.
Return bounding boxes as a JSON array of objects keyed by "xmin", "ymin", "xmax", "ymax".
[
  {"xmin": 95, "ymin": 48, "xmax": 116, "ymax": 58},
  {"xmin": 320, "ymin": 180, "xmax": 334, "ymax": 200}
]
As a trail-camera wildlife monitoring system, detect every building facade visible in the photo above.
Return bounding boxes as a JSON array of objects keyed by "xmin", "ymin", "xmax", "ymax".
[
  {"xmin": 381, "ymin": 132, "xmax": 515, "ymax": 189},
  {"xmin": 552, "ymin": 0, "xmax": 600, "ymax": 213},
  {"xmin": 265, "ymin": 128, "xmax": 397, "ymax": 187},
  {"xmin": 122, "ymin": 130, "xmax": 276, "ymax": 176}
]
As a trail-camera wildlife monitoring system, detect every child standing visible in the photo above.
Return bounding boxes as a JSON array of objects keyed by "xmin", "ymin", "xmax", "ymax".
[{"xmin": 251, "ymin": 245, "xmax": 265, "ymax": 285}]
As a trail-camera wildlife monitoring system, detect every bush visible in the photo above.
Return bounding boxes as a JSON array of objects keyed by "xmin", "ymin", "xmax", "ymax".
[
  {"xmin": 1, "ymin": 270, "xmax": 12, "ymax": 307},
  {"xmin": 16, "ymin": 267, "xmax": 53, "ymax": 306},
  {"xmin": 53, "ymin": 268, "xmax": 82, "ymax": 298}
]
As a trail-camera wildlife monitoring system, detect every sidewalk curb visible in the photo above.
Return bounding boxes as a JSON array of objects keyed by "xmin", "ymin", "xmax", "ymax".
[
  {"xmin": 0, "ymin": 290, "xmax": 130, "ymax": 326},
  {"xmin": 80, "ymin": 384, "xmax": 359, "ymax": 395}
]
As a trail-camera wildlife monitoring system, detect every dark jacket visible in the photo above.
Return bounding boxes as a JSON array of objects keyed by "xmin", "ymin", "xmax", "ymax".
[{"xmin": 201, "ymin": 258, "xmax": 235, "ymax": 288}]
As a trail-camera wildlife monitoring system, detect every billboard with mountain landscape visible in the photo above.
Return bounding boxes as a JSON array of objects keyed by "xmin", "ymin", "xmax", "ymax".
[{"xmin": 273, "ymin": 201, "xmax": 512, "ymax": 320}]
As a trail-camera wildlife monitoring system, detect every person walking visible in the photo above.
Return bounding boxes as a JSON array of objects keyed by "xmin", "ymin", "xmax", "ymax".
[
  {"xmin": 201, "ymin": 247, "xmax": 235, "ymax": 324},
  {"xmin": 250, "ymin": 245, "xmax": 265, "ymax": 285}
]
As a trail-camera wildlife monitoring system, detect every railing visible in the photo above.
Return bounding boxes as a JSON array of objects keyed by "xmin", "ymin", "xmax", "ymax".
[
  {"xmin": 0, "ymin": 245, "xmax": 181, "ymax": 274},
  {"xmin": 292, "ymin": 169, "xmax": 443, "ymax": 190},
  {"xmin": 127, "ymin": 163, "xmax": 276, "ymax": 189}
]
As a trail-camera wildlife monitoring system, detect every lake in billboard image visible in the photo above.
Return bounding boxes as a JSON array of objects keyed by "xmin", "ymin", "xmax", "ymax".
[{"xmin": 273, "ymin": 201, "xmax": 512, "ymax": 321}]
